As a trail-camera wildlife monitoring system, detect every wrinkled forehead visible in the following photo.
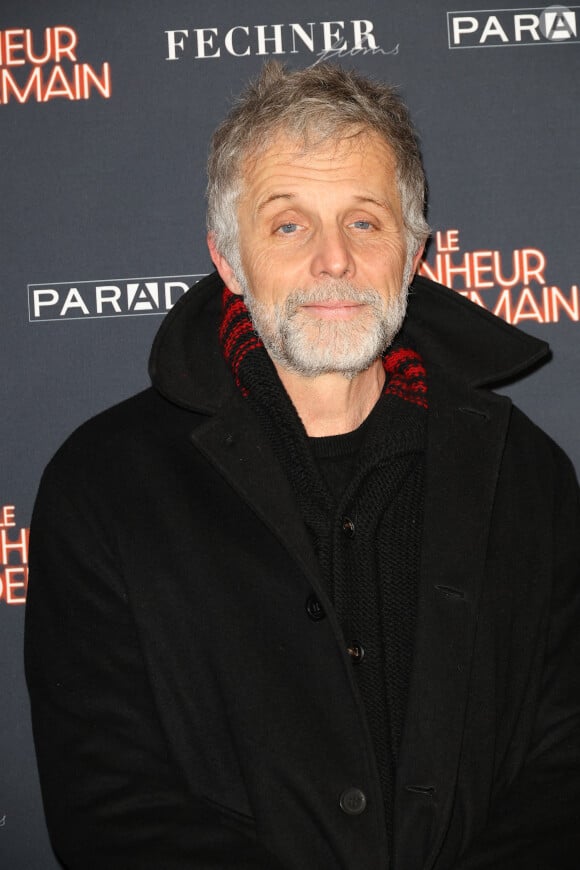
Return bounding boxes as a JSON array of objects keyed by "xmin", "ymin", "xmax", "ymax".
[{"xmin": 238, "ymin": 126, "xmax": 399, "ymax": 189}]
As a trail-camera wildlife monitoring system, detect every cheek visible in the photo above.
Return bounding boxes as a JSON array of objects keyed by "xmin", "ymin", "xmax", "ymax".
[
  {"xmin": 242, "ymin": 241, "xmax": 303, "ymax": 293},
  {"xmin": 359, "ymin": 243, "xmax": 407, "ymax": 282},
  {"xmin": 373, "ymin": 234, "xmax": 407, "ymax": 262},
  {"xmin": 243, "ymin": 248, "xmax": 274, "ymax": 282}
]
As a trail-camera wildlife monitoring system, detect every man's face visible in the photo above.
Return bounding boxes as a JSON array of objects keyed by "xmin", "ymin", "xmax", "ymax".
[{"xmin": 209, "ymin": 131, "xmax": 423, "ymax": 377}]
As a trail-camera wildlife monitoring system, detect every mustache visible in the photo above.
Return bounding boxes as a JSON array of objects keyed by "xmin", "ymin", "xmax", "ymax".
[{"xmin": 280, "ymin": 282, "xmax": 384, "ymax": 314}]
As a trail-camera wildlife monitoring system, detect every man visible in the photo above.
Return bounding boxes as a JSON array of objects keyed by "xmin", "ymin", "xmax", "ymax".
[{"xmin": 25, "ymin": 62, "xmax": 580, "ymax": 869}]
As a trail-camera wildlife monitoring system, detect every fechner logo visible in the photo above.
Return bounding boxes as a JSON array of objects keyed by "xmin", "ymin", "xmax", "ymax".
[
  {"xmin": 448, "ymin": 5, "xmax": 578, "ymax": 48},
  {"xmin": 28, "ymin": 274, "xmax": 204, "ymax": 322},
  {"xmin": 165, "ymin": 19, "xmax": 398, "ymax": 64}
]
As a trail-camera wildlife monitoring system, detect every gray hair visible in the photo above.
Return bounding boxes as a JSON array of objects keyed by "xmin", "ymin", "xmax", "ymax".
[{"xmin": 206, "ymin": 61, "xmax": 430, "ymax": 273}]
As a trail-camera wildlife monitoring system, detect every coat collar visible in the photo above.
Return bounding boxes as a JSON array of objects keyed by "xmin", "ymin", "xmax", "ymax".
[{"xmin": 149, "ymin": 270, "xmax": 550, "ymax": 413}]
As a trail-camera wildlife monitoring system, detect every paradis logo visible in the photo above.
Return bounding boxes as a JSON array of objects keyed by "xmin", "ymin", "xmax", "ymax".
[
  {"xmin": 447, "ymin": 6, "xmax": 578, "ymax": 48},
  {"xmin": 419, "ymin": 230, "xmax": 579, "ymax": 325},
  {"xmin": 0, "ymin": 26, "xmax": 111, "ymax": 104},
  {"xmin": 28, "ymin": 274, "xmax": 202, "ymax": 322}
]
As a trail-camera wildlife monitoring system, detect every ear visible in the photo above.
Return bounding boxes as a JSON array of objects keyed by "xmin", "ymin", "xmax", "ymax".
[
  {"xmin": 410, "ymin": 243, "xmax": 425, "ymax": 277},
  {"xmin": 207, "ymin": 233, "xmax": 244, "ymax": 296}
]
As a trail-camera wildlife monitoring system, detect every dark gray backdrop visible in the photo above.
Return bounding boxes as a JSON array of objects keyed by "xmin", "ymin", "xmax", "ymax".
[{"xmin": 1, "ymin": 1, "xmax": 578, "ymax": 866}]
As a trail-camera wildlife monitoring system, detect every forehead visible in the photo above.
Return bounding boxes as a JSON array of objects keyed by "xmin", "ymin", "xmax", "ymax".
[{"xmin": 240, "ymin": 130, "xmax": 400, "ymax": 204}]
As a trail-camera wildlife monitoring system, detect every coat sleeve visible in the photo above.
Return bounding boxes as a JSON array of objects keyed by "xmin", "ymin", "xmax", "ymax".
[
  {"xmin": 453, "ymin": 446, "xmax": 580, "ymax": 870},
  {"xmin": 24, "ymin": 452, "xmax": 285, "ymax": 870}
]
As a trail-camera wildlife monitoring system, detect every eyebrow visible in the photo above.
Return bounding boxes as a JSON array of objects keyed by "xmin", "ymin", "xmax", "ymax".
[
  {"xmin": 353, "ymin": 195, "xmax": 391, "ymax": 212},
  {"xmin": 256, "ymin": 193, "xmax": 391, "ymax": 214},
  {"xmin": 256, "ymin": 193, "xmax": 295, "ymax": 215}
]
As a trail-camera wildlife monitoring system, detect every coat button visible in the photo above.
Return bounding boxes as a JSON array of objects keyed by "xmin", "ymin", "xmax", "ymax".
[
  {"xmin": 347, "ymin": 641, "xmax": 365, "ymax": 664},
  {"xmin": 305, "ymin": 594, "xmax": 326, "ymax": 621},
  {"xmin": 341, "ymin": 516, "xmax": 355, "ymax": 537},
  {"xmin": 339, "ymin": 788, "xmax": 367, "ymax": 815}
]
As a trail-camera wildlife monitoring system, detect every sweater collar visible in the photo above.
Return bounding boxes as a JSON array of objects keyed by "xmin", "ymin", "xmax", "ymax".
[{"xmin": 149, "ymin": 270, "xmax": 549, "ymax": 413}]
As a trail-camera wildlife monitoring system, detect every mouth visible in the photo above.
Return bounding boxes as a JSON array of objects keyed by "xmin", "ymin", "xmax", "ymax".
[{"xmin": 300, "ymin": 301, "xmax": 368, "ymax": 320}]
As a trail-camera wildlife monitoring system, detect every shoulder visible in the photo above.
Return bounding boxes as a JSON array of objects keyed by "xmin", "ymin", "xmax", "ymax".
[
  {"xmin": 506, "ymin": 403, "xmax": 577, "ymax": 478},
  {"xmin": 37, "ymin": 388, "xmax": 201, "ymax": 504},
  {"xmin": 497, "ymin": 403, "xmax": 579, "ymax": 521}
]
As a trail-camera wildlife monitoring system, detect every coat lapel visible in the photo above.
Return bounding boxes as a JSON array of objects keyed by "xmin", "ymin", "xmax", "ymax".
[
  {"xmin": 394, "ymin": 366, "xmax": 512, "ymax": 869},
  {"xmin": 189, "ymin": 385, "xmax": 323, "ymax": 595}
]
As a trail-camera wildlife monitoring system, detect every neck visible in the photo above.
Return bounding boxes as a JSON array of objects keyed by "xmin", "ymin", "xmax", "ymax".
[{"xmin": 273, "ymin": 358, "xmax": 385, "ymax": 437}]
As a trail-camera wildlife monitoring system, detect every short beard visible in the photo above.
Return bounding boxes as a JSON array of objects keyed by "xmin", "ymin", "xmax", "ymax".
[{"xmin": 236, "ymin": 258, "xmax": 414, "ymax": 379}]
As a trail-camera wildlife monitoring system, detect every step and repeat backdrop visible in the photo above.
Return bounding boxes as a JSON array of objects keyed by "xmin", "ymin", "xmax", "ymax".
[{"xmin": 1, "ymin": 0, "xmax": 578, "ymax": 866}]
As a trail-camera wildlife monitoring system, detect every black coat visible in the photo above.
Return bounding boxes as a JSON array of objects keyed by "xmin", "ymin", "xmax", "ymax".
[{"xmin": 25, "ymin": 273, "xmax": 580, "ymax": 869}]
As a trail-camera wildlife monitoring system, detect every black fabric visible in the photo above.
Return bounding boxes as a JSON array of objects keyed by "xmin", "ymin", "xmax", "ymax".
[
  {"xmin": 309, "ymin": 407, "xmax": 373, "ymax": 501},
  {"xmin": 217, "ymin": 289, "xmax": 427, "ymax": 846},
  {"xmin": 321, "ymin": 411, "xmax": 425, "ymax": 842},
  {"xmin": 25, "ymin": 272, "xmax": 580, "ymax": 870}
]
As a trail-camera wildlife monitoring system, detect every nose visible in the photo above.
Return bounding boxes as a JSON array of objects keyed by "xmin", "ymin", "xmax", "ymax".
[{"xmin": 309, "ymin": 226, "xmax": 355, "ymax": 280}]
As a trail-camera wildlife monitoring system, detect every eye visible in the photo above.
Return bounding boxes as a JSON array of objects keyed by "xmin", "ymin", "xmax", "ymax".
[
  {"xmin": 350, "ymin": 220, "xmax": 373, "ymax": 230},
  {"xmin": 277, "ymin": 222, "xmax": 299, "ymax": 234}
]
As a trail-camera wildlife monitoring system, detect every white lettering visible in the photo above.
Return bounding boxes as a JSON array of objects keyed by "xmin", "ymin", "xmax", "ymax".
[
  {"xmin": 163, "ymin": 20, "xmax": 389, "ymax": 60},
  {"xmin": 194, "ymin": 28, "xmax": 220, "ymax": 59},
  {"xmin": 255, "ymin": 24, "xmax": 285, "ymax": 55},
  {"xmin": 290, "ymin": 22, "xmax": 315, "ymax": 53},
  {"xmin": 544, "ymin": 9, "xmax": 577, "ymax": 39},
  {"xmin": 32, "ymin": 288, "xmax": 58, "ymax": 318},
  {"xmin": 164, "ymin": 281, "xmax": 188, "ymax": 309},
  {"xmin": 480, "ymin": 16, "xmax": 509, "ymax": 43},
  {"xmin": 514, "ymin": 14, "xmax": 540, "ymax": 42},
  {"xmin": 224, "ymin": 26, "xmax": 250, "ymax": 57},
  {"xmin": 127, "ymin": 281, "xmax": 160, "ymax": 311},
  {"xmin": 322, "ymin": 21, "xmax": 346, "ymax": 50},
  {"xmin": 60, "ymin": 287, "xmax": 89, "ymax": 316},
  {"xmin": 165, "ymin": 29, "xmax": 188, "ymax": 60},
  {"xmin": 95, "ymin": 285, "xmax": 122, "ymax": 314},
  {"xmin": 352, "ymin": 19, "xmax": 377, "ymax": 49},
  {"xmin": 452, "ymin": 16, "xmax": 478, "ymax": 45}
]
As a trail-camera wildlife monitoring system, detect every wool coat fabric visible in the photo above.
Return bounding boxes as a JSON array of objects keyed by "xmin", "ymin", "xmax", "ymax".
[{"xmin": 25, "ymin": 272, "xmax": 580, "ymax": 870}]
